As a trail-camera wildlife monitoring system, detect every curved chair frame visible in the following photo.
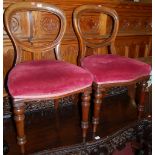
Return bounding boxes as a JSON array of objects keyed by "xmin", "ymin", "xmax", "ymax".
[
  {"xmin": 73, "ymin": 5, "xmax": 150, "ymax": 133},
  {"xmin": 4, "ymin": 2, "xmax": 92, "ymax": 153}
]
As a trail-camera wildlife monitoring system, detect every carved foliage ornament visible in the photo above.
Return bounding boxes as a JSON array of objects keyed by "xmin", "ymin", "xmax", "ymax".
[
  {"xmin": 3, "ymin": 95, "xmax": 75, "ymax": 117},
  {"xmin": 40, "ymin": 16, "xmax": 59, "ymax": 33},
  {"xmin": 31, "ymin": 120, "xmax": 151, "ymax": 155},
  {"xmin": 4, "ymin": 87, "xmax": 128, "ymax": 117},
  {"xmin": 120, "ymin": 19, "xmax": 152, "ymax": 33},
  {"xmin": 10, "ymin": 17, "xmax": 19, "ymax": 32},
  {"xmin": 80, "ymin": 16, "xmax": 99, "ymax": 33}
]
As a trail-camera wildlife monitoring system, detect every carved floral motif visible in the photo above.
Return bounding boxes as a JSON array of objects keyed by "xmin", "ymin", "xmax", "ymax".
[
  {"xmin": 120, "ymin": 18, "xmax": 152, "ymax": 33},
  {"xmin": 3, "ymin": 87, "xmax": 128, "ymax": 118},
  {"xmin": 10, "ymin": 17, "xmax": 19, "ymax": 32},
  {"xmin": 121, "ymin": 19, "xmax": 130, "ymax": 31},
  {"xmin": 80, "ymin": 16, "xmax": 99, "ymax": 33},
  {"xmin": 40, "ymin": 16, "xmax": 59, "ymax": 33},
  {"xmin": 144, "ymin": 20, "xmax": 152, "ymax": 32},
  {"xmin": 3, "ymin": 95, "xmax": 75, "ymax": 118},
  {"xmin": 32, "ymin": 120, "xmax": 151, "ymax": 155}
]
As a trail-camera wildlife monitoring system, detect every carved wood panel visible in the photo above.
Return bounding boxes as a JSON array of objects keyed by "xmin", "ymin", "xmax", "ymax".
[
  {"xmin": 115, "ymin": 36, "xmax": 152, "ymax": 58},
  {"xmin": 119, "ymin": 16, "xmax": 152, "ymax": 35}
]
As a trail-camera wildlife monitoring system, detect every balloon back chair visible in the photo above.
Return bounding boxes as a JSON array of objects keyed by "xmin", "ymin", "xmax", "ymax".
[
  {"xmin": 73, "ymin": 5, "xmax": 151, "ymax": 134},
  {"xmin": 4, "ymin": 2, "xmax": 93, "ymax": 153}
]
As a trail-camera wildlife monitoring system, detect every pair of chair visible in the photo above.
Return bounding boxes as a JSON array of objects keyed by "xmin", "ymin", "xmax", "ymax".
[{"xmin": 4, "ymin": 2, "xmax": 151, "ymax": 154}]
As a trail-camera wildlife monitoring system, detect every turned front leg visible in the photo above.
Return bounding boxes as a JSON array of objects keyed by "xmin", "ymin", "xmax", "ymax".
[
  {"xmin": 54, "ymin": 99, "xmax": 59, "ymax": 110},
  {"xmin": 13, "ymin": 100, "xmax": 26, "ymax": 154},
  {"xmin": 92, "ymin": 85, "xmax": 104, "ymax": 133},
  {"xmin": 128, "ymin": 84, "xmax": 136, "ymax": 107},
  {"xmin": 81, "ymin": 88, "xmax": 92, "ymax": 140},
  {"xmin": 138, "ymin": 81, "xmax": 148, "ymax": 119}
]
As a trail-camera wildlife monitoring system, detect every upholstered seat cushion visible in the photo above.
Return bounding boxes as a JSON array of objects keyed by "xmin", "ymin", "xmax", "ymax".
[
  {"xmin": 81, "ymin": 54, "xmax": 151, "ymax": 84},
  {"xmin": 8, "ymin": 60, "xmax": 93, "ymax": 99}
]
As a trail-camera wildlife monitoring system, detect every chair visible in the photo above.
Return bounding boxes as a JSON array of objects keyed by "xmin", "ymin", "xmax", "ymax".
[
  {"xmin": 4, "ymin": 2, "xmax": 93, "ymax": 153},
  {"xmin": 73, "ymin": 5, "xmax": 151, "ymax": 134}
]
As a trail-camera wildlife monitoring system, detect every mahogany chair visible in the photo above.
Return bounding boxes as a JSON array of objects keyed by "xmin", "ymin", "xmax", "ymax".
[
  {"xmin": 73, "ymin": 5, "xmax": 151, "ymax": 134},
  {"xmin": 4, "ymin": 2, "xmax": 93, "ymax": 153}
]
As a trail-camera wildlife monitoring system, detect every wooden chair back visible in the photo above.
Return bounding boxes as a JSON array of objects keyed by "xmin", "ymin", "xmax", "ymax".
[
  {"xmin": 73, "ymin": 5, "xmax": 119, "ymax": 64},
  {"xmin": 4, "ymin": 2, "xmax": 66, "ymax": 64}
]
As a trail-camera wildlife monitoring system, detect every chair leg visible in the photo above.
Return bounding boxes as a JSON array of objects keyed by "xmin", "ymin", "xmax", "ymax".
[
  {"xmin": 92, "ymin": 85, "xmax": 104, "ymax": 134},
  {"xmin": 128, "ymin": 84, "xmax": 136, "ymax": 108},
  {"xmin": 81, "ymin": 87, "xmax": 92, "ymax": 140},
  {"xmin": 54, "ymin": 99, "xmax": 59, "ymax": 110},
  {"xmin": 138, "ymin": 81, "xmax": 148, "ymax": 119},
  {"xmin": 13, "ymin": 100, "xmax": 26, "ymax": 154}
]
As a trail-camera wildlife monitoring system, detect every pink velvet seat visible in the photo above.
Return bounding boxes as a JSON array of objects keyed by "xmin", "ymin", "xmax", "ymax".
[
  {"xmin": 8, "ymin": 60, "xmax": 93, "ymax": 99},
  {"xmin": 81, "ymin": 54, "xmax": 151, "ymax": 85}
]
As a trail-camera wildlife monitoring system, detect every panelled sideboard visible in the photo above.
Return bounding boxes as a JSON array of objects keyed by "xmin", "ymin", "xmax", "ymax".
[{"xmin": 3, "ymin": 0, "xmax": 152, "ymax": 117}]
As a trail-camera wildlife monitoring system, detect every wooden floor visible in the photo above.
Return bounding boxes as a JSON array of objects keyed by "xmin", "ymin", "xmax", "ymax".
[{"xmin": 4, "ymin": 93, "xmax": 139, "ymax": 155}]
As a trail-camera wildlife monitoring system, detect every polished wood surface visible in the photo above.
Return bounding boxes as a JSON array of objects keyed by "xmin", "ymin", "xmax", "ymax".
[
  {"xmin": 3, "ymin": 0, "xmax": 152, "ymax": 96},
  {"xmin": 4, "ymin": 93, "xmax": 138, "ymax": 155}
]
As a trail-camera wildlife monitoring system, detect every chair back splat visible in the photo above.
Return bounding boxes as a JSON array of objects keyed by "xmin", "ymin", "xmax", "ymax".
[
  {"xmin": 73, "ymin": 5, "xmax": 119, "ymax": 65},
  {"xmin": 4, "ymin": 2, "xmax": 66, "ymax": 64}
]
